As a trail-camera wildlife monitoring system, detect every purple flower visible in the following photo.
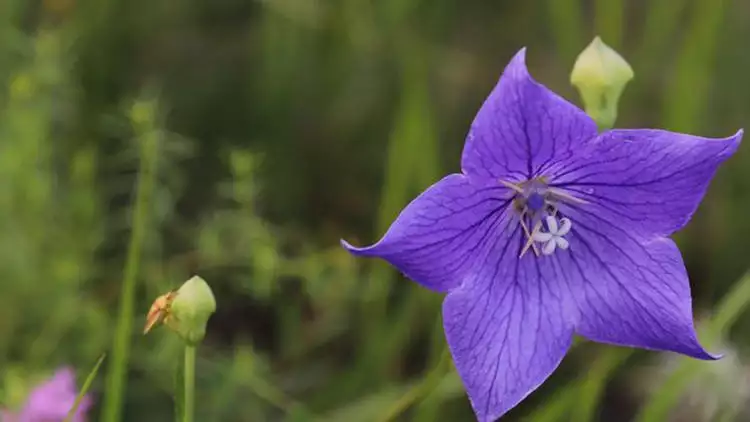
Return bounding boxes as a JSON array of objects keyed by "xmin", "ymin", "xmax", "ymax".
[
  {"xmin": 342, "ymin": 48, "xmax": 743, "ymax": 421},
  {"xmin": 3, "ymin": 367, "xmax": 92, "ymax": 422}
]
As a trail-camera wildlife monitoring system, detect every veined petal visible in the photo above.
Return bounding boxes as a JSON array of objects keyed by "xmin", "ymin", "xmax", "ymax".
[
  {"xmin": 549, "ymin": 129, "xmax": 742, "ymax": 236},
  {"xmin": 342, "ymin": 174, "xmax": 513, "ymax": 292},
  {"xmin": 443, "ymin": 231, "xmax": 574, "ymax": 422},
  {"xmin": 461, "ymin": 48, "xmax": 598, "ymax": 182},
  {"xmin": 555, "ymin": 204, "xmax": 716, "ymax": 359}
]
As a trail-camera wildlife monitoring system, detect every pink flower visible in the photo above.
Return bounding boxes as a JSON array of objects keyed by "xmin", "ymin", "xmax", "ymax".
[{"xmin": 2, "ymin": 367, "xmax": 92, "ymax": 422}]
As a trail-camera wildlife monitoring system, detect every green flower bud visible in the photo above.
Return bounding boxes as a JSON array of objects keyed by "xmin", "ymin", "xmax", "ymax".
[
  {"xmin": 570, "ymin": 36, "xmax": 633, "ymax": 130},
  {"xmin": 169, "ymin": 275, "xmax": 217, "ymax": 345}
]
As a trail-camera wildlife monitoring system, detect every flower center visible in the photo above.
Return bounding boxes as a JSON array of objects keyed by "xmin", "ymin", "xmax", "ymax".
[
  {"xmin": 500, "ymin": 178, "xmax": 585, "ymax": 257},
  {"xmin": 526, "ymin": 192, "xmax": 546, "ymax": 212}
]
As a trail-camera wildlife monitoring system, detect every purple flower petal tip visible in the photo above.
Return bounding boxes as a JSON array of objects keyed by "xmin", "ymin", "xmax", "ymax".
[
  {"xmin": 340, "ymin": 238, "xmax": 369, "ymax": 255},
  {"xmin": 345, "ymin": 47, "xmax": 739, "ymax": 420},
  {"xmin": 707, "ymin": 351, "xmax": 723, "ymax": 360},
  {"xmin": 727, "ymin": 128, "xmax": 743, "ymax": 150},
  {"xmin": 705, "ymin": 128, "xmax": 743, "ymax": 156}
]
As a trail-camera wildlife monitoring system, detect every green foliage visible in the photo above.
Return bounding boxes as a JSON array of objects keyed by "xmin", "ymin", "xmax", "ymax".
[{"xmin": 0, "ymin": 1, "xmax": 749, "ymax": 421}]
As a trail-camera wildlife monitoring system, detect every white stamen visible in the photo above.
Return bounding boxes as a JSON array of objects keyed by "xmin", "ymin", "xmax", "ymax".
[
  {"xmin": 547, "ymin": 187, "xmax": 589, "ymax": 204},
  {"xmin": 499, "ymin": 180, "xmax": 525, "ymax": 194}
]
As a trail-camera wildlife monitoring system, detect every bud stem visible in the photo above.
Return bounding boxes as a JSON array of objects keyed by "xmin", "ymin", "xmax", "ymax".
[{"xmin": 183, "ymin": 345, "xmax": 196, "ymax": 422}]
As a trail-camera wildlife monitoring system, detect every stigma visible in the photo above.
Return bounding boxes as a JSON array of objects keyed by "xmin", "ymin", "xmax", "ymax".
[{"xmin": 533, "ymin": 216, "xmax": 572, "ymax": 255}]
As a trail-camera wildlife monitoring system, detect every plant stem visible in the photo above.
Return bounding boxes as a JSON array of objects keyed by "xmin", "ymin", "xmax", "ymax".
[
  {"xmin": 101, "ymin": 105, "xmax": 159, "ymax": 422},
  {"xmin": 594, "ymin": 0, "xmax": 623, "ymax": 48},
  {"xmin": 184, "ymin": 345, "xmax": 196, "ymax": 422},
  {"xmin": 546, "ymin": 0, "xmax": 583, "ymax": 61}
]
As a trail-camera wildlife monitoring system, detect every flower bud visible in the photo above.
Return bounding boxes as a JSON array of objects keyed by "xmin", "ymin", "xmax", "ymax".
[
  {"xmin": 570, "ymin": 36, "xmax": 633, "ymax": 130},
  {"xmin": 169, "ymin": 275, "xmax": 217, "ymax": 345}
]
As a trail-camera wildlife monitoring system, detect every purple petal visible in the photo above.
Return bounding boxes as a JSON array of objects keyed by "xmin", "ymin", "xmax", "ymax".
[
  {"xmin": 549, "ymin": 129, "xmax": 742, "ymax": 236},
  {"xmin": 443, "ymin": 227, "xmax": 574, "ymax": 421},
  {"xmin": 555, "ymin": 203, "xmax": 715, "ymax": 359},
  {"xmin": 461, "ymin": 48, "xmax": 598, "ymax": 182},
  {"xmin": 342, "ymin": 174, "xmax": 513, "ymax": 292}
]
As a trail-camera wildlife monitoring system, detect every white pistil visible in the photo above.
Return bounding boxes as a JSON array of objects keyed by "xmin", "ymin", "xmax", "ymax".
[{"xmin": 532, "ymin": 216, "xmax": 572, "ymax": 255}]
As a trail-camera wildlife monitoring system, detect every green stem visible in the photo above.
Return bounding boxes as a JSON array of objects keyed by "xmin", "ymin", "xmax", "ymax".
[
  {"xmin": 184, "ymin": 345, "xmax": 196, "ymax": 422},
  {"xmin": 594, "ymin": 0, "xmax": 623, "ymax": 48},
  {"xmin": 546, "ymin": 0, "xmax": 583, "ymax": 61},
  {"xmin": 101, "ymin": 108, "xmax": 159, "ymax": 422},
  {"xmin": 376, "ymin": 349, "xmax": 451, "ymax": 422},
  {"xmin": 662, "ymin": 0, "xmax": 728, "ymax": 132}
]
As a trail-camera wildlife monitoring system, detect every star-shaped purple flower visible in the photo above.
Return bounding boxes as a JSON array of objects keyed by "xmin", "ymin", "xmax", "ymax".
[
  {"xmin": 2, "ymin": 367, "xmax": 92, "ymax": 422},
  {"xmin": 342, "ymin": 48, "xmax": 743, "ymax": 421}
]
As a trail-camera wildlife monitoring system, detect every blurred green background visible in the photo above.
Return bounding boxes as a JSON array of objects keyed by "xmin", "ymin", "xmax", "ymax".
[{"xmin": 2, "ymin": 0, "xmax": 750, "ymax": 421}]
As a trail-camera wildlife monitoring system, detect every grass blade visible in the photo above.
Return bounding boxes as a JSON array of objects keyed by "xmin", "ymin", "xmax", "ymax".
[
  {"xmin": 64, "ymin": 353, "xmax": 106, "ymax": 422},
  {"xmin": 101, "ymin": 99, "xmax": 161, "ymax": 422}
]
